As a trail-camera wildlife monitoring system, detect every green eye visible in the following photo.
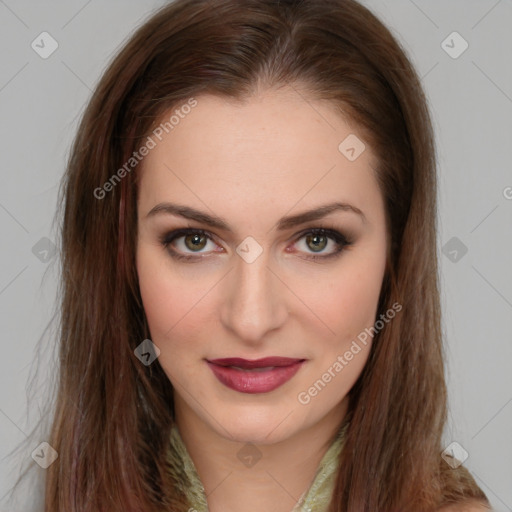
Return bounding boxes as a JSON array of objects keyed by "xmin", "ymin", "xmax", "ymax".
[
  {"xmin": 292, "ymin": 228, "xmax": 350, "ymax": 260},
  {"xmin": 161, "ymin": 228, "xmax": 217, "ymax": 260},
  {"xmin": 305, "ymin": 233, "xmax": 328, "ymax": 252},
  {"xmin": 184, "ymin": 233, "xmax": 208, "ymax": 251}
]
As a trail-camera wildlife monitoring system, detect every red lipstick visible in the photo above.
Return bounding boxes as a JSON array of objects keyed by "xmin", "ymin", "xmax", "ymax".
[{"xmin": 206, "ymin": 357, "xmax": 305, "ymax": 394}]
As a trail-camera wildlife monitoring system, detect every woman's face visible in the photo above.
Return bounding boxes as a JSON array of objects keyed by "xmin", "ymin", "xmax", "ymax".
[{"xmin": 136, "ymin": 86, "xmax": 388, "ymax": 444}]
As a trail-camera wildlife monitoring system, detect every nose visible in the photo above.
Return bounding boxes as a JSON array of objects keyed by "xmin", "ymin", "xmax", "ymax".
[{"xmin": 220, "ymin": 249, "xmax": 288, "ymax": 344}]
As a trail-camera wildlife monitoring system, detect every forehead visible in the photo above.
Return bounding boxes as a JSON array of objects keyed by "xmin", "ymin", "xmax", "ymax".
[{"xmin": 137, "ymin": 87, "xmax": 382, "ymax": 226}]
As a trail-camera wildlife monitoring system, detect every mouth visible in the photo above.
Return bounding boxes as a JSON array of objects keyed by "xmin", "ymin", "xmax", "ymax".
[{"xmin": 206, "ymin": 357, "xmax": 306, "ymax": 394}]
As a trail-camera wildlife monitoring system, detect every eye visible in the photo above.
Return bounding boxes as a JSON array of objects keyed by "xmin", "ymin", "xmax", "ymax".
[
  {"xmin": 291, "ymin": 228, "xmax": 351, "ymax": 260},
  {"xmin": 160, "ymin": 228, "xmax": 222, "ymax": 260}
]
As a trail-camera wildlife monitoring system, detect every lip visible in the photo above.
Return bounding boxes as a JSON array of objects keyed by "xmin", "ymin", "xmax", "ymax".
[
  {"xmin": 208, "ymin": 357, "xmax": 304, "ymax": 369},
  {"xmin": 206, "ymin": 357, "xmax": 306, "ymax": 394}
]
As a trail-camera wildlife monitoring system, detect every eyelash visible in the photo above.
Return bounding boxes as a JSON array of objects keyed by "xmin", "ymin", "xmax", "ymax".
[{"xmin": 160, "ymin": 227, "xmax": 353, "ymax": 262}]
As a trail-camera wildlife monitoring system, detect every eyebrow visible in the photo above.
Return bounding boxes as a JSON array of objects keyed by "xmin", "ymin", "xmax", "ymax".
[{"xmin": 145, "ymin": 201, "xmax": 367, "ymax": 231}]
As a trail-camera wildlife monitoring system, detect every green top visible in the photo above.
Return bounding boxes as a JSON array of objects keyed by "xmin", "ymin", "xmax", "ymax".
[{"xmin": 167, "ymin": 421, "xmax": 349, "ymax": 512}]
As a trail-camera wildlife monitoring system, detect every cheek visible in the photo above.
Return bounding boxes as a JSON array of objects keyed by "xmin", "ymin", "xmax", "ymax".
[
  {"xmin": 333, "ymin": 267, "xmax": 383, "ymax": 333},
  {"xmin": 136, "ymin": 245, "xmax": 214, "ymax": 350},
  {"xmin": 137, "ymin": 246, "xmax": 198, "ymax": 338},
  {"xmin": 296, "ymin": 264, "xmax": 383, "ymax": 410},
  {"xmin": 137, "ymin": 250, "xmax": 175, "ymax": 334},
  {"xmin": 294, "ymin": 258, "xmax": 385, "ymax": 343}
]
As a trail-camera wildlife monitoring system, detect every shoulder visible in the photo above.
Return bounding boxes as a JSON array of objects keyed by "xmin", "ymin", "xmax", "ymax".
[{"xmin": 437, "ymin": 500, "xmax": 493, "ymax": 511}]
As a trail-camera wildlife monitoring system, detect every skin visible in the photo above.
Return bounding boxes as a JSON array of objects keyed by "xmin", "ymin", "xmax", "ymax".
[{"xmin": 136, "ymin": 85, "xmax": 388, "ymax": 512}]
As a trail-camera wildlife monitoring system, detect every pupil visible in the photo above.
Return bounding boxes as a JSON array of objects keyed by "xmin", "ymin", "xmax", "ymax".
[{"xmin": 307, "ymin": 234, "xmax": 327, "ymax": 252}]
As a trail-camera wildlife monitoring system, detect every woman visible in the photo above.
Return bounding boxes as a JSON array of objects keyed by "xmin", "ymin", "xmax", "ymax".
[{"xmin": 41, "ymin": 0, "xmax": 492, "ymax": 510}]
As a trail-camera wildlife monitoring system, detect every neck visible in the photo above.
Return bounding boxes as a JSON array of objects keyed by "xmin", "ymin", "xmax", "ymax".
[{"xmin": 174, "ymin": 395, "xmax": 349, "ymax": 512}]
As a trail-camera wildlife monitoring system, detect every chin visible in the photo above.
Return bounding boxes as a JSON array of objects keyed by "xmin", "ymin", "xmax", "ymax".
[{"xmin": 211, "ymin": 405, "xmax": 302, "ymax": 445}]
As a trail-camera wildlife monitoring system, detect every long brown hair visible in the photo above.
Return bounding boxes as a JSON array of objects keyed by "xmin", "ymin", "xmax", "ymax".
[{"xmin": 40, "ymin": 0, "xmax": 490, "ymax": 510}]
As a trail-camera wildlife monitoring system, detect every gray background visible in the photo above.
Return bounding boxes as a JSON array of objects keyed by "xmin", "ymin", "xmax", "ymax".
[{"xmin": 0, "ymin": 1, "xmax": 510, "ymax": 511}]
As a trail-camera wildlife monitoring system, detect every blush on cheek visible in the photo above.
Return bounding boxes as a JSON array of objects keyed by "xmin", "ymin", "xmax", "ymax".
[
  {"xmin": 137, "ymin": 272, "xmax": 212, "ymax": 354},
  {"xmin": 306, "ymin": 270, "xmax": 382, "ymax": 343},
  {"xmin": 136, "ymin": 249, "xmax": 187, "ymax": 331}
]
